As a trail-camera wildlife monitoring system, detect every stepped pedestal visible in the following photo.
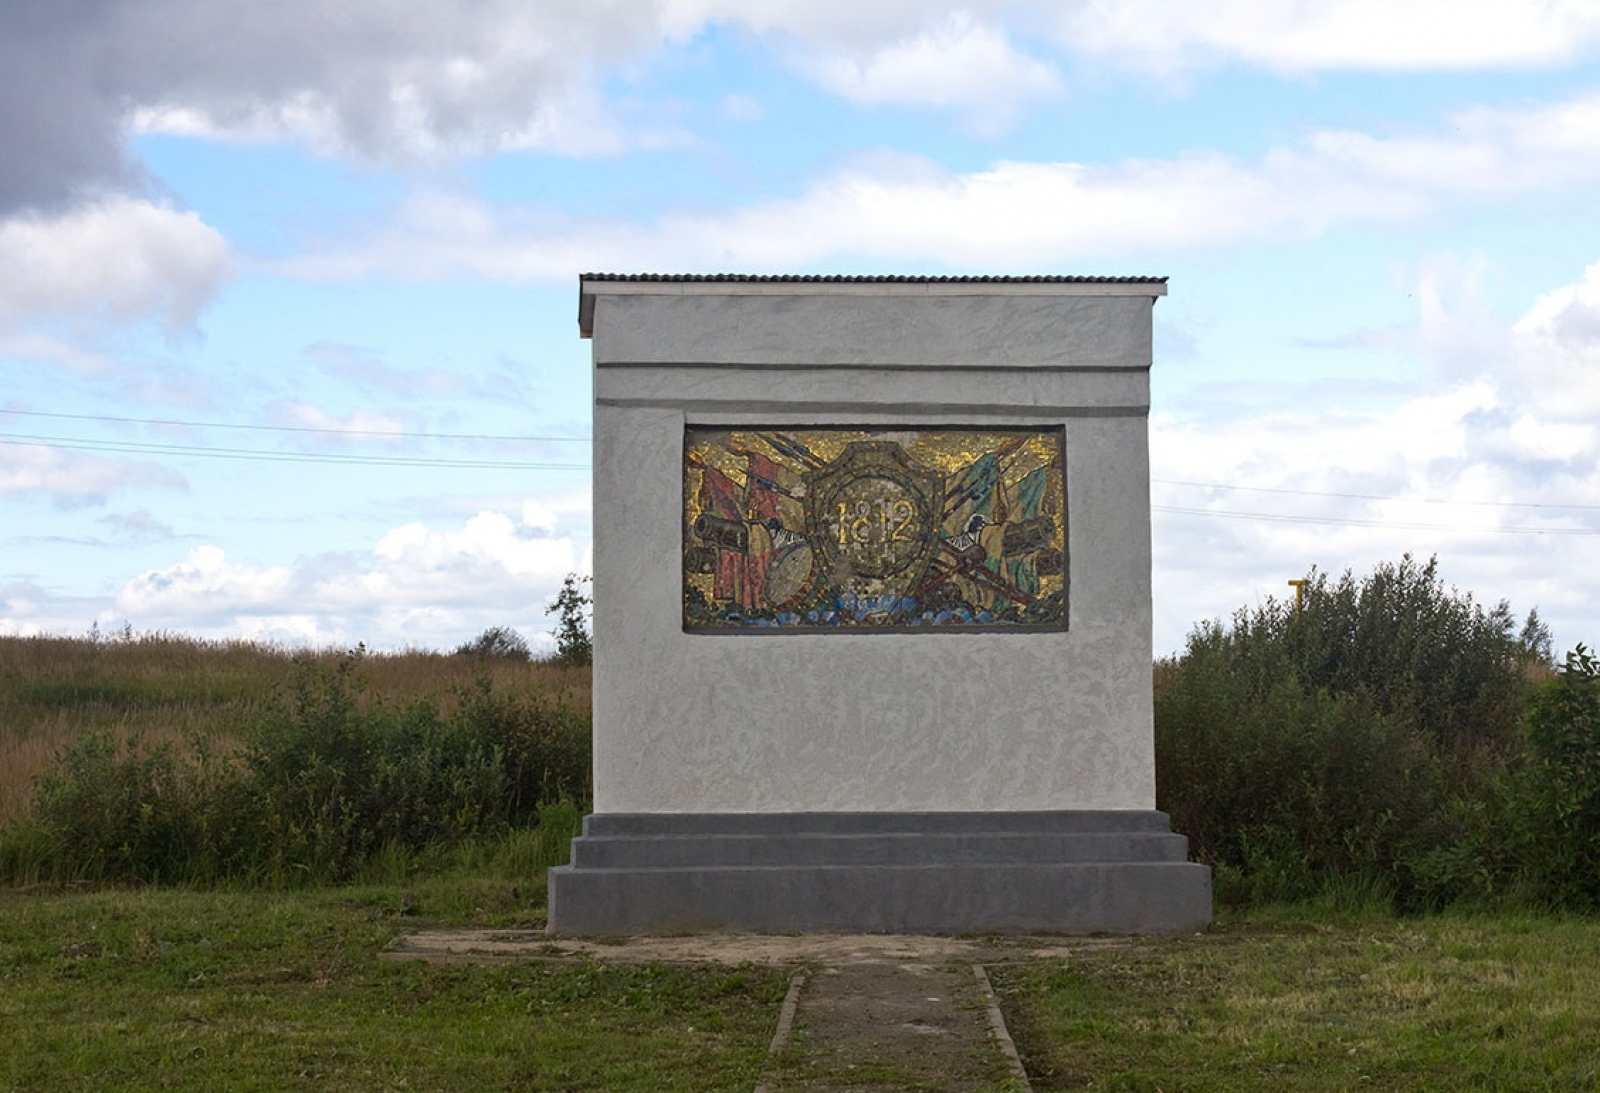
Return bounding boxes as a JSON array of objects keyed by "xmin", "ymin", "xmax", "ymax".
[{"xmin": 549, "ymin": 811, "xmax": 1210, "ymax": 934}]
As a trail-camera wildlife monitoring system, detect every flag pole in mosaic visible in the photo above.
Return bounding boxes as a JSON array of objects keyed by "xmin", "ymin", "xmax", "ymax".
[{"xmin": 549, "ymin": 274, "xmax": 1212, "ymax": 934}]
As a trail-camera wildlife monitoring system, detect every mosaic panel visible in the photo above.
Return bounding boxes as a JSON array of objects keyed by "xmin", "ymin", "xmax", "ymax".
[{"xmin": 683, "ymin": 427, "xmax": 1067, "ymax": 631}]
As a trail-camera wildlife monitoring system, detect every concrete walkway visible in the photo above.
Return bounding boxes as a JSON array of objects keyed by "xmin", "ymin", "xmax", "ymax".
[
  {"xmin": 753, "ymin": 962, "xmax": 1029, "ymax": 1092},
  {"xmin": 383, "ymin": 931, "xmax": 1095, "ymax": 1091}
]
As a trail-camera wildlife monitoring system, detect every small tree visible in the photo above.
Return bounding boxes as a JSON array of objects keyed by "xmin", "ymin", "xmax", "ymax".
[
  {"xmin": 454, "ymin": 625, "xmax": 532, "ymax": 661},
  {"xmin": 549, "ymin": 574, "xmax": 592, "ymax": 666}
]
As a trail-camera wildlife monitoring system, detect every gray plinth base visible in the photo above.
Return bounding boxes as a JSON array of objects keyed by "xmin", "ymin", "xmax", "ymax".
[{"xmin": 546, "ymin": 811, "xmax": 1212, "ymax": 935}]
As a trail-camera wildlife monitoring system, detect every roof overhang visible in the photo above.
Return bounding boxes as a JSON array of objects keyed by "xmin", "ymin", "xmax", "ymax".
[{"xmin": 578, "ymin": 274, "xmax": 1168, "ymax": 338}]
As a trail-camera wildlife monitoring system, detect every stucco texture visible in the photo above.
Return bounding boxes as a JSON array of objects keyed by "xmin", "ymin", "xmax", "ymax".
[{"xmin": 586, "ymin": 283, "xmax": 1159, "ymax": 813}]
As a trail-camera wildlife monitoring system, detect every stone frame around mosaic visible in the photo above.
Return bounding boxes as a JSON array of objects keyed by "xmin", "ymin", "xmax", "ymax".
[{"xmin": 682, "ymin": 425, "xmax": 1068, "ymax": 633}]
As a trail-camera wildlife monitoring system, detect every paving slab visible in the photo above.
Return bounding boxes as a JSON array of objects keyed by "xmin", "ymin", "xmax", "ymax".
[{"xmin": 755, "ymin": 962, "xmax": 1028, "ymax": 1092}]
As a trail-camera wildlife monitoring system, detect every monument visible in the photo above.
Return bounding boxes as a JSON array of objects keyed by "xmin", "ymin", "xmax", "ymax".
[{"xmin": 546, "ymin": 274, "xmax": 1212, "ymax": 934}]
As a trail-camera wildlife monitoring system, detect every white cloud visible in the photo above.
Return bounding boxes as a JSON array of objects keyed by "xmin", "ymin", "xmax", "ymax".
[
  {"xmin": 11, "ymin": 0, "xmax": 1600, "ymax": 218},
  {"xmin": 1409, "ymin": 252, "xmax": 1511, "ymax": 380},
  {"xmin": 0, "ymin": 332, "xmax": 120, "ymax": 375},
  {"xmin": 0, "ymin": 197, "xmax": 229, "ymax": 334},
  {"xmin": 0, "ymin": 443, "xmax": 184, "ymax": 506},
  {"xmin": 274, "ymin": 90, "xmax": 1600, "ymax": 279},
  {"xmin": 119, "ymin": 545, "xmax": 295, "ymax": 613},
  {"xmin": 720, "ymin": 93, "xmax": 764, "ymax": 121},
  {"xmin": 663, "ymin": 0, "xmax": 1015, "ymax": 47},
  {"xmin": 299, "ymin": 341, "xmax": 481, "ymax": 400},
  {"xmin": 99, "ymin": 509, "xmax": 177, "ymax": 544},
  {"xmin": 1150, "ymin": 259, "xmax": 1600, "ymax": 657},
  {"xmin": 270, "ymin": 402, "xmax": 408, "ymax": 444},
  {"xmin": 2, "ymin": 0, "xmax": 660, "ymax": 214},
  {"xmin": 127, "ymin": 73, "xmax": 624, "ymax": 160},
  {"xmin": 1506, "ymin": 414, "xmax": 1593, "ymax": 461},
  {"xmin": 666, "ymin": 0, "xmax": 1600, "ymax": 110},
  {"xmin": 371, "ymin": 511, "xmax": 573, "ymax": 582},
  {"xmin": 1330, "ymin": 253, "xmax": 1514, "ymax": 379},
  {"xmin": 111, "ymin": 497, "xmax": 589, "ymax": 650},
  {"xmin": 1511, "ymin": 260, "xmax": 1600, "ymax": 418},
  {"xmin": 803, "ymin": 12, "xmax": 1061, "ymax": 129},
  {"xmin": 666, "ymin": 0, "xmax": 1600, "ymax": 76},
  {"xmin": 1150, "ymin": 380, "xmax": 1600, "ymax": 656},
  {"xmin": 1059, "ymin": 0, "xmax": 1600, "ymax": 74}
]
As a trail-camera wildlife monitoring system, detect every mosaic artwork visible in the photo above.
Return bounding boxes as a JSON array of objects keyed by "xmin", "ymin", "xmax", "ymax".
[{"xmin": 683, "ymin": 427, "xmax": 1067, "ymax": 631}]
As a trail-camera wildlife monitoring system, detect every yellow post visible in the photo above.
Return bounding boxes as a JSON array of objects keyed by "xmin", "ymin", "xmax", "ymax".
[{"xmin": 1287, "ymin": 578, "xmax": 1307, "ymax": 615}]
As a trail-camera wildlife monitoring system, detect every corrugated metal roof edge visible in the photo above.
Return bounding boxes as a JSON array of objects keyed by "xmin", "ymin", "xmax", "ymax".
[
  {"xmin": 580, "ymin": 273, "xmax": 1167, "ymax": 284},
  {"xmin": 577, "ymin": 273, "xmax": 1169, "ymax": 335}
]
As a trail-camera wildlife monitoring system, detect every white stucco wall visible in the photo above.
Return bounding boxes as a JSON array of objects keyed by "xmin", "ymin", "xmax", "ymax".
[{"xmin": 583, "ymin": 281, "xmax": 1161, "ymax": 813}]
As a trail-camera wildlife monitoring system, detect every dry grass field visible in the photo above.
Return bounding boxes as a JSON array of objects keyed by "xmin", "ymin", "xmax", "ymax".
[{"xmin": 0, "ymin": 632, "xmax": 590, "ymax": 825}]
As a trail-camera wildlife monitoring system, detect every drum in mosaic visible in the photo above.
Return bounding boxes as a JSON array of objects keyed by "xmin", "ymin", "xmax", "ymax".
[{"xmin": 682, "ymin": 427, "xmax": 1066, "ymax": 631}]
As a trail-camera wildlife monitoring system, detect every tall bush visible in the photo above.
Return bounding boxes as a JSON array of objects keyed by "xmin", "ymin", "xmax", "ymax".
[
  {"xmin": 1156, "ymin": 555, "xmax": 1539, "ymax": 908},
  {"xmin": 7, "ymin": 650, "xmax": 592, "ymax": 885},
  {"xmin": 1157, "ymin": 629, "xmax": 1442, "ymax": 904},
  {"xmin": 242, "ymin": 654, "xmax": 512, "ymax": 881},
  {"xmin": 29, "ymin": 729, "xmax": 240, "ymax": 883},
  {"xmin": 457, "ymin": 675, "xmax": 592, "ymax": 813},
  {"xmin": 1512, "ymin": 645, "xmax": 1600, "ymax": 908}
]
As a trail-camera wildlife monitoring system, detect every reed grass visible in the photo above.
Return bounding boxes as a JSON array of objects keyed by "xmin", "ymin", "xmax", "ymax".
[{"xmin": 0, "ymin": 633, "xmax": 590, "ymax": 824}]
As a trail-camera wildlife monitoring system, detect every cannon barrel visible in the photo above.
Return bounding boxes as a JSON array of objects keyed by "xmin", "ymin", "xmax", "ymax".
[{"xmin": 693, "ymin": 513, "xmax": 749, "ymax": 552}]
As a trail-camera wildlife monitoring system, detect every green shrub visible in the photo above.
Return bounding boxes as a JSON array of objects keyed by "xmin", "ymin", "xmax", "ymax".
[
  {"xmin": 241, "ymin": 653, "xmax": 536, "ymax": 881},
  {"xmin": 0, "ymin": 817, "xmax": 61, "ymax": 885},
  {"xmin": 6, "ymin": 650, "xmax": 592, "ymax": 886},
  {"xmin": 1157, "ymin": 662, "xmax": 1438, "ymax": 905},
  {"xmin": 1511, "ymin": 645, "xmax": 1600, "ymax": 909},
  {"xmin": 1156, "ymin": 554, "xmax": 1539, "ymax": 910},
  {"xmin": 457, "ymin": 677, "xmax": 591, "ymax": 814},
  {"xmin": 27, "ymin": 729, "xmax": 242, "ymax": 883},
  {"xmin": 1234, "ymin": 554, "xmax": 1533, "ymax": 754},
  {"xmin": 514, "ymin": 799, "xmax": 585, "ymax": 872}
]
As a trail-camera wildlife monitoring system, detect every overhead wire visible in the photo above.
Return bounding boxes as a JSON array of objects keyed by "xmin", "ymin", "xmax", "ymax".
[
  {"xmin": 1153, "ymin": 477, "xmax": 1600, "ymax": 536},
  {"xmin": 1154, "ymin": 504, "xmax": 1600, "ymax": 536},
  {"xmin": 1154, "ymin": 477, "xmax": 1600, "ymax": 513},
  {"xmin": 0, "ymin": 407, "xmax": 589, "ymax": 444},
  {"xmin": 4, "ymin": 412, "xmax": 1598, "ymax": 532},
  {"xmin": 0, "ymin": 433, "xmax": 587, "ymax": 471}
]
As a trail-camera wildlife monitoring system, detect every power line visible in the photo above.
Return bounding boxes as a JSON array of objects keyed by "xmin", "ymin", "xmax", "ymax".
[
  {"xmin": 0, "ymin": 407, "xmax": 589, "ymax": 443},
  {"xmin": 1154, "ymin": 478, "xmax": 1600, "ymax": 513},
  {"xmin": 5, "ymin": 416, "xmax": 1597, "ymax": 530},
  {"xmin": 0, "ymin": 434, "xmax": 588, "ymax": 471},
  {"xmin": 1155, "ymin": 505, "xmax": 1600, "ymax": 535}
]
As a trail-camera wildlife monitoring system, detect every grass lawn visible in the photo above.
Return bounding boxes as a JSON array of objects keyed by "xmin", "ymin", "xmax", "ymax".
[
  {"xmin": 0, "ymin": 883, "xmax": 788, "ymax": 1092},
  {"xmin": 8, "ymin": 883, "xmax": 1600, "ymax": 1091},
  {"xmin": 991, "ymin": 907, "xmax": 1600, "ymax": 1091}
]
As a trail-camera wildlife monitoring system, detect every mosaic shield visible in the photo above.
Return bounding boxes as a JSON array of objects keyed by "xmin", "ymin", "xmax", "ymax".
[{"xmin": 683, "ymin": 427, "xmax": 1068, "ymax": 631}]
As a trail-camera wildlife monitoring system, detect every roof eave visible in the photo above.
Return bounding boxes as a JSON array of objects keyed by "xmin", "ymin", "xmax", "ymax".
[{"xmin": 578, "ymin": 273, "xmax": 1169, "ymax": 337}]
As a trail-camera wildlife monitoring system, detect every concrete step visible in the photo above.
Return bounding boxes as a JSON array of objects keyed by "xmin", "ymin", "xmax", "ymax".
[
  {"xmin": 570, "ymin": 830, "xmax": 1189, "ymax": 868},
  {"xmin": 548, "ymin": 860, "xmax": 1212, "ymax": 934},
  {"xmin": 547, "ymin": 810, "xmax": 1213, "ymax": 935}
]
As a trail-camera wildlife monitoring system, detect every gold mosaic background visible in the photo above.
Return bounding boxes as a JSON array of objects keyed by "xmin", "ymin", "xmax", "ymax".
[{"xmin": 683, "ymin": 427, "xmax": 1066, "ymax": 630}]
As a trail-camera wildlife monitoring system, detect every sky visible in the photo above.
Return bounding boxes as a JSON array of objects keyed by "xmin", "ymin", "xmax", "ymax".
[{"xmin": 4, "ymin": 0, "xmax": 1600, "ymax": 657}]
